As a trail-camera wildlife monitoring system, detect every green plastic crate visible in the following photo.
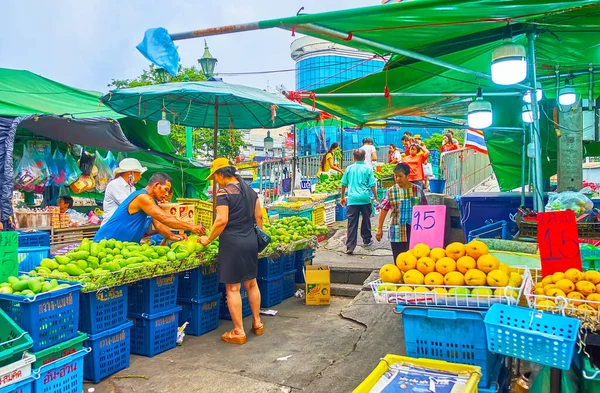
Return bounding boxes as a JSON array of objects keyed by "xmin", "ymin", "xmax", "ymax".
[
  {"xmin": 0, "ymin": 308, "xmax": 33, "ymax": 367},
  {"xmin": 29, "ymin": 332, "xmax": 88, "ymax": 369},
  {"xmin": 581, "ymin": 352, "xmax": 600, "ymax": 393}
]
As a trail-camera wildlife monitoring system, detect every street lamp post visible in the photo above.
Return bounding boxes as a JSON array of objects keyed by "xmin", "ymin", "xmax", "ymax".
[
  {"xmin": 198, "ymin": 40, "xmax": 218, "ymax": 80},
  {"xmin": 183, "ymin": 74, "xmax": 193, "ymax": 159}
]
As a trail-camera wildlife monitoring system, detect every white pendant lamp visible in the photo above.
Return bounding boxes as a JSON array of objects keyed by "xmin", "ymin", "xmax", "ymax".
[
  {"xmin": 467, "ymin": 88, "xmax": 493, "ymax": 129},
  {"xmin": 157, "ymin": 110, "xmax": 171, "ymax": 135},
  {"xmin": 523, "ymin": 81, "xmax": 543, "ymax": 103},
  {"xmin": 521, "ymin": 104, "xmax": 539, "ymax": 123},
  {"xmin": 558, "ymin": 78, "xmax": 577, "ymax": 106},
  {"xmin": 491, "ymin": 25, "xmax": 527, "ymax": 85}
]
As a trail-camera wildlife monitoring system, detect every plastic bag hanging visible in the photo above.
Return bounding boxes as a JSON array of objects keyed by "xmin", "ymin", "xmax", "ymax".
[
  {"xmin": 52, "ymin": 149, "xmax": 67, "ymax": 186},
  {"xmin": 104, "ymin": 151, "xmax": 118, "ymax": 174},
  {"xmin": 78, "ymin": 149, "xmax": 96, "ymax": 176},
  {"xmin": 94, "ymin": 150, "xmax": 113, "ymax": 192},
  {"xmin": 13, "ymin": 146, "xmax": 42, "ymax": 192},
  {"xmin": 30, "ymin": 149, "xmax": 50, "ymax": 193},
  {"xmin": 64, "ymin": 151, "xmax": 82, "ymax": 186},
  {"xmin": 44, "ymin": 147, "xmax": 58, "ymax": 186}
]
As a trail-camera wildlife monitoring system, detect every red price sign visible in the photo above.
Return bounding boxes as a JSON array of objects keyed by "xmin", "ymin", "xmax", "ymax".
[{"xmin": 537, "ymin": 210, "xmax": 582, "ymax": 277}]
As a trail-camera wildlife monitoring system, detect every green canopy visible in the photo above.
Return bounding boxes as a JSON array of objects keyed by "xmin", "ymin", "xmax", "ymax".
[
  {"xmin": 102, "ymin": 81, "xmax": 320, "ymax": 129},
  {"xmin": 0, "ymin": 68, "xmax": 209, "ymax": 198}
]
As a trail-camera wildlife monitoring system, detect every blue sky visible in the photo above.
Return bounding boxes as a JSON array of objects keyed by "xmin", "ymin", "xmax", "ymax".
[{"xmin": 1, "ymin": 0, "xmax": 373, "ymax": 93}]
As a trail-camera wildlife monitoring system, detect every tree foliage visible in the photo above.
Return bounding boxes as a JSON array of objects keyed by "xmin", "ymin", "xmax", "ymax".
[
  {"xmin": 109, "ymin": 65, "xmax": 243, "ymax": 160},
  {"xmin": 423, "ymin": 129, "xmax": 464, "ymax": 150}
]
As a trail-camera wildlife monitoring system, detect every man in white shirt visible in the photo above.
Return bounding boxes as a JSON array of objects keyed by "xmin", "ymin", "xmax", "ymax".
[
  {"xmin": 101, "ymin": 158, "xmax": 146, "ymax": 226},
  {"xmin": 359, "ymin": 137, "xmax": 378, "ymax": 168}
]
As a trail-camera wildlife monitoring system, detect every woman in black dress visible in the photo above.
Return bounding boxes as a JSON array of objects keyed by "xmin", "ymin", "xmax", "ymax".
[{"xmin": 200, "ymin": 158, "xmax": 264, "ymax": 345}]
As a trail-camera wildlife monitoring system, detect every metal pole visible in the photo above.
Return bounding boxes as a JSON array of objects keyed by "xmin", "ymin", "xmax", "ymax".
[
  {"xmin": 527, "ymin": 30, "xmax": 545, "ymax": 212},
  {"xmin": 340, "ymin": 120, "xmax": 344, "ymax": 168},
  {"xmin": 292, "ymin": 125, "xmax": 297, "ymax": 190},
  {"xmin": 186, "ymin": 127, "xmax": 193, "ymax": 158},
  {"xmin": 311, "ymin": 91, "xmax": 522, "ymax": 98},
  {"xmin": 521, "ymin": 127, "xmax": 527, "ymax": 207},
  {"xmin": 212, "ymin": 97, "xmax": 219, "ymax": 219},
  {"xmin": 170, "ymin": 22, "xmax": 262, "ymax": 41}
]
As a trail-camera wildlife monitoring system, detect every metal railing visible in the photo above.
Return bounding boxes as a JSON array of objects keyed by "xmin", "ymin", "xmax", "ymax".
[
  {"xmin": 298, "ymin": 148, "xmax": 390, "ymax": 179},
  {"xmin": 441, "ymin": 148, "xmax": 494, "ymax": 196}
]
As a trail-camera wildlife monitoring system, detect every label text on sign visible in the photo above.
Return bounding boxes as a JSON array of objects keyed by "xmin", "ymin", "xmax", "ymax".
[{"xmin": 409, "ymin": 205, "xmax": 446, "ymax": 249}]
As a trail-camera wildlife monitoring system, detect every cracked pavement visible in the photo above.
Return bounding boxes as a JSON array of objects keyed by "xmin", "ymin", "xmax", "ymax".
[{"xmin": 85, "ymin": 291, "xmax": 404, "ymax": 393}]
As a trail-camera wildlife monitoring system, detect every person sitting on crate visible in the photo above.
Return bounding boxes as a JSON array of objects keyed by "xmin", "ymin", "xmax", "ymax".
[
  {"xmin": 94, "ymin": 172, "xmax": 205, "ymax": 243},
  {"xmin": 340, "ymin": 149, "xmax": 379, "ymax": 254},
  {"xmin": 199, "ymin": 158, "xmax": 264, "ymax": 345},
  {"xmin": 376, "ymin": 163, "xmax": 428, "ymax": 262}
]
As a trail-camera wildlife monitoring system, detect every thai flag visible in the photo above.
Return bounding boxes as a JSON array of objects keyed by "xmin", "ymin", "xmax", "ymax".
[{"xmin": 464, "ymin": 129, "xmax": 488, "ymax": 154}]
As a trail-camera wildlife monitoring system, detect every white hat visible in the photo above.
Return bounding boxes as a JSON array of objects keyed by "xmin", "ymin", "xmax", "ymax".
[{"xmin": 114, "ymin": 158, "xmax": 147, "ymax": 175}]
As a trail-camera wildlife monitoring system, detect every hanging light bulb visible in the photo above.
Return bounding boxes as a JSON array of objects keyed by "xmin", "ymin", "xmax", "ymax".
[
  {"xmin": 468, "ymin": 88, "xmax": 493, "ymax": 129},
  {"xmin": 558, "ymin": 78, "xmax": 577, "ymax": 106},
  {"xmin": 157, "ymin": 110, "xmax": 171, "ymax": 135},
  {"xmin": 491, "ymin": 24, "xmax": 527, "ymax": 85},
  {"xmin": 523, "ymin": 81, "xmax": 543, "ymax": 103},
  {"xmin": 521, "ymin": 104, "xmax": 539, "ymax": 123}
]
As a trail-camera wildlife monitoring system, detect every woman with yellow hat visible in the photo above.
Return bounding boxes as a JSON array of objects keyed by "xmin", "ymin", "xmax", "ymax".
[{"xmin": 200, "ymin": 158, "xmax": 264, "ymax": 345}]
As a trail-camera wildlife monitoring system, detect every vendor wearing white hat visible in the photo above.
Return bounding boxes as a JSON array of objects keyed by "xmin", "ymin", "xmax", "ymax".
[{"xmin": 101, "ymin": 158, "xmax": 147, "ymax": 226}]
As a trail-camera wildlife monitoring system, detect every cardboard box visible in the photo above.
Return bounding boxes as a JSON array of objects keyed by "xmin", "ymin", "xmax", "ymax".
[
  {"xmin": 305, "ymin": 265, "xmax": 330, "ymax": 306},
  {"xmin": 159, "ymin": 203, "xmax": 195, "ymax": 230}
]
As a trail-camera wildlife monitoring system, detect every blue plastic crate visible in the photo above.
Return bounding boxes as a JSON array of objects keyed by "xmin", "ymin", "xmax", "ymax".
[
  {"xmin": 0, "ymin": 376, "xmax": 32, "ymax": 393},
  {"xmin": 83, "ymin": 321, "xmax": 132, "ymax": 383},
  {"xmin": 17, "ymin": 247, "xmax": 50, "ymax": 272},
  {"xmin": 129, "ymin": 306, "xmax": 181, "ymax": 358},
  {"xmin": 128, "ymin": 274, "xmax": 178, "ymax": 314},
  {"xmin": 335, "ymin": 203, "xmax": 347, "ymax": 221},
  {"xmin": 258, "ymin": 275, "xmax": 283, "ymax": 308},
  {"xmin": 178, "ymin": 265, "xmax": 219, "ymax": 301},
  {"xmin": 219, "ymin": 285, "xmax": 251, "ymax": 320},
  {"xmin": 294, "ymin": 248, "xmax": 314, "ymax": 264},
  {"xmin": 283, "ymin": 270, "xmax": 296, "ymax": 300},
  {"xmin": 295, "ymin": 257, "xmax": 314, "ymax": 284},
  {"xmin": 178, "ymin": 293, "xmax": 221, "ymax": 336},
  {"xmin": 484, "ymin": 304, "xmax": 580, "ymax": 370},
  {"xmin": 257, "ymin": 256, "xmax": 283, "ymax": 279},
  {"xmin": 79, "ymin": 285, "xmax": 128, "ymax": 334},
  {"xmin": 0, "ymin": 282, "xmax": 80, "ymax": 352},
  {"xmin": 33, "ymin": 348, "xmax": 88, "ymax": 393},
  {"xmin": 279, "ymin": 253, "xmax": 295, "ymax": 273},
  {"xmin": 479, "ymin": 355, "xmax": 509, "ymax": 393},
  {"xmin": 17, "ymin": 231, "xmax": 49, "ymax": 248},
  {"xmin": 467, "ymin": 220, "xmax": 511, "ymax": 242},
  {"xmin": 277, "ymin": 208, "xmax": 313, "ymax": 221},
  {"xmin": 581, "ymin": 245, "xmax": 600, "ymax": 271},
  {"xmin": 398, "ymin": 306, "xmax": 501, "ymax": 388}
]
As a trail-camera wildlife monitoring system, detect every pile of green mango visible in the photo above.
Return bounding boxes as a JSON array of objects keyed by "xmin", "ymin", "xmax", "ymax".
[
  {"xmin": 30, "ymin": 236, "xmax": 219, "ymax": 291},
  {"xmin": 314, "ymin": 175, "xmax": 342, "ymax": 194},
  {"xmin": 0, "ymin": 275, "xmax": 71, "ymax": 296},
  {"xmin": 260, "ymin": 216, "xmax": 328, "ymax": 255}
]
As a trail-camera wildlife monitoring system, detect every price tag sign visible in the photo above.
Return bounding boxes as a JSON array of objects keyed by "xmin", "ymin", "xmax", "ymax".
[
  {"xmin": 300, "ymin": 180, "xmax": 312, "ymax": 190},
  {"xmin": 409, "ymin": 205, "xmax": 446, "ymax": 249},
  {"xmin": 0, "ymin": 232, "xmax": 18, "ymax": 282},
  {"xmin": 537, "ymin": 210, "xmax": 581, "ymax": 277}
]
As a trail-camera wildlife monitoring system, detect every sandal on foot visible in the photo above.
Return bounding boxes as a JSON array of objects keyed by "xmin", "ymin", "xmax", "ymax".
[
  {"xmin": 222, "ymin": 330, "xmax": 246, "ymax": 345},
  {"xmin": 252, "ymin": 321, "xmax": 264, "ymax": 336}
]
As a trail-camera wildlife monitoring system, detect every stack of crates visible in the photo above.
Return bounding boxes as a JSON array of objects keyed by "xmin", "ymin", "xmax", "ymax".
[
  {"xmin": 335, "ymin": 202, "xmax": 347, "ymax": 221},
  {"xmin": 177, "ymin": 264, "xmax": 221, "ymax": 336},
  {"xmin": 176, "ymin": 198, "xmax": 213, "ymax": 228},
  {"xmin": 324, "ymin": 200, "xmax": 336, "ymax": 225},
  {"xmin": 219, "ymin": 284, "xmax": 252, "ymax": 320},
  {"xmin": 0, "ymin": 281, "xmax": 87, "ymax": 391},
  {"xmin": 294, "ymin": 248, "xmax": 315, "ymax": 284},
  {"xmin": 127, "ymin": 275, "xmax": 181, "ymax": 357},
  {"xmin": 398, "ymin": 306, "xmax": 507, "ymax": 393},
  {"xmin": 0, "ymin": 308, "xmax": 34, "ymax": 393},
  {"xmin": 79, "ymin": 285, "xmax": 130, "ymax": 383},
  {"xmin": 17, "ymin": 231, "xmax": 50, "ymax": 272},
  {"xmin": 257, "ymin": 255, "xmax": 284, "ymax": 308}
]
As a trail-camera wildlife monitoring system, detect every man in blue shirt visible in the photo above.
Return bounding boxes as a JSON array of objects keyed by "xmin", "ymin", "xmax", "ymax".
[{"xmin": 340, "ymin": 149, "xmax": 379, "ymax": 254}]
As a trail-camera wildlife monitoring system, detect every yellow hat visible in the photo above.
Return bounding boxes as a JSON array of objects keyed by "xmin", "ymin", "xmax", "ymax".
[
  {"xmin": 206, "ymin": 157, "xmax": 232, "ymax": 180},
  {"xmin": 414, "ymin": 134, "xmax": 422, "ymax": 140}
]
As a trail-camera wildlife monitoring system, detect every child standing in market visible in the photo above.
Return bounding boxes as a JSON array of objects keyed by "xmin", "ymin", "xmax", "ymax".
[{"xmin": 376, "ymin": 163, "xmax": 428, "ymax": 262}]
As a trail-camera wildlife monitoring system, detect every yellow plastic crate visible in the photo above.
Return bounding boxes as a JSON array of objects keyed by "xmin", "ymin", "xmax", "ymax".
[
  {"xmin": 262, "ymin": 208, "xmax": 269, "ymax": 227},
  {"xmin": 312, "ymin": 204, "xmax": 325, "ymax": 226},
  {"xmin": 176, "ymin": 198, "xmax": 213, "ymax": 227},
  {"xmin": 353, "ymin": 355, "xmax": 481, "ymax": 393}
]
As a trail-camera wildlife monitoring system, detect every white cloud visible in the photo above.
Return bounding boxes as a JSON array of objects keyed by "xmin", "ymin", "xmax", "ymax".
[{"xmin": 0, "ymin": 0, "xmax": 373, "ymax": 92}]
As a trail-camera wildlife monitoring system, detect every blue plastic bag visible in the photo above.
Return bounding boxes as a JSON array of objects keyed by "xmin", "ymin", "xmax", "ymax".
[{"xmin": 136, "ymin": 27, "xmax": 180, "ymax": 76}]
